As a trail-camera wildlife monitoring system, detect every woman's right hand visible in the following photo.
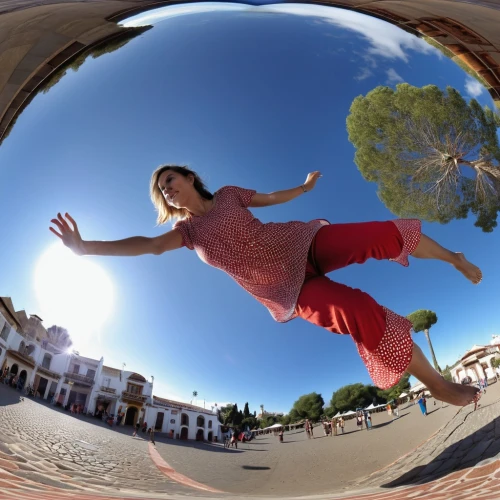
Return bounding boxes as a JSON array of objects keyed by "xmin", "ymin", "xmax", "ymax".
[{"xmin": 49, "ymin": 213, "xmax": 86, "ymax": 256}]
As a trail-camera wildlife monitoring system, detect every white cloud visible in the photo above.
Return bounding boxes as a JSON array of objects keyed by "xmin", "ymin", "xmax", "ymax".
[
  {"xmin": 121, "ymin": 3, "xmax": 247, "ymax": 27},
  {"xmin": 260, "ymin": 4, "xmax": 436, "ymax": 63},
  {"xmin": 123, "ymin": 3, "xmax": 440, "ymax": 64},
  {"xmin": 386, "ymin": 68, "xmax": 404, "ymax": 84},
  {"xmin": 464, "ymin": 77, "xmax": 484, "ymax": 98},
  {"xmin": 355, "ymin": 67, "xmax": 373, "ymax": 81}
]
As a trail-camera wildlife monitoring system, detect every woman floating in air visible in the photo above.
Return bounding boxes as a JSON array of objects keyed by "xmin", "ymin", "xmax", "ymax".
[{"xmin": 50, "ymin": 165, "xmax": 482, "ymax": 409}]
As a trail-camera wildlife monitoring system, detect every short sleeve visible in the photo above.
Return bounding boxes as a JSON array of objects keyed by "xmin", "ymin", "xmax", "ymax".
[
  {"xmin": 220, "ymin": 185, "xmax": 256, "ymax": 208},
  {"xmin": 172, "ymin": 219, "xmax": 194, "ymax": 250}
]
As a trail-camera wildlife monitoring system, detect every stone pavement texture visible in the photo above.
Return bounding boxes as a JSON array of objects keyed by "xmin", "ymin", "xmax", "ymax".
[{"xmin": 0, "ymin": 382, "xmax": 499, "ymax": 499}]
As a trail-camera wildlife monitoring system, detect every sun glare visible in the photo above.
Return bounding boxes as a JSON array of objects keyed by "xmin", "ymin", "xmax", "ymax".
[{"xmin": 34, "ymin": 244, "xmax": 114, "ymax": 341}]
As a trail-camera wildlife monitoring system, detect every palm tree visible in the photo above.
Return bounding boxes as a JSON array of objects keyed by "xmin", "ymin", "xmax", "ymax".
[
  {"xmin": 407, "ymin": 309, "xmax": 441, "ymax": 373},
  {"xmin": 191, "ymin": 390, "xmax": 198, "ymax": 404}
]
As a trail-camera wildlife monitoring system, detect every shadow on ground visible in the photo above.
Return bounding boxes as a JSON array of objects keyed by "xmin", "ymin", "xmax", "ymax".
[{"xmin": 381, "ymin": 409, "xmax": 500, "ymax": 489}]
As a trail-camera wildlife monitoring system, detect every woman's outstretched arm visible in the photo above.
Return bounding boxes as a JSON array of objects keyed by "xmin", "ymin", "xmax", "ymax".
[
  {"xmin": 249, "ymin": 171, "xmax": 322, "ymax": 208},
  {"xmin": 49, "ymin": 212, "xmax": 183, "ymax": 256}
]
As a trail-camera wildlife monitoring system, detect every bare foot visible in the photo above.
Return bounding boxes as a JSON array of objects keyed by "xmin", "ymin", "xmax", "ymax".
[
  {"xmin": 430, "ymin": 380, "xmax": 479, "ymax": 407},
  {"xmin": 452, "ymin": 253, "xmax": 482, "ymax": 284}
]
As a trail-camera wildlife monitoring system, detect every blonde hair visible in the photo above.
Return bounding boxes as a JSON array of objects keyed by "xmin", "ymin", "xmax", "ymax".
[{"xmin": 150, "ymin": 164, "xmax": 213, "ymax": 225}]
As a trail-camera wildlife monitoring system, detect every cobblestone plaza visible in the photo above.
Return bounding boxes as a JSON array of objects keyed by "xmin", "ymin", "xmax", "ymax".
[{"xmin": 0, "ymin": 381, "xmax": 500, "ymax": 499}]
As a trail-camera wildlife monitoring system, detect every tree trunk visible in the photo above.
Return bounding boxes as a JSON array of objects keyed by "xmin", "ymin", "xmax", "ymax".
[{"xmin": 424, "ymin": 329, "xmax": 441, "ymax": 373}]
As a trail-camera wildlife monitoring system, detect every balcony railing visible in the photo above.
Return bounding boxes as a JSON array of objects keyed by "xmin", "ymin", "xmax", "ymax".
[
  {"xmin": 64, "ymin": 372, "xmax": 94, "ymax": 387},
  {"xmin": 6, "ymin": 349, "xmax": 35, "ymax": 368},
  {"xmin": 100, "ymin": 386, "xmax": 116, "ymax": 394},
  {"xmin": 37, "ymin": 366, "xmax": 61, "ymax": 380},
  {"xmin": 121, "ymin": 390, "xmax": 147, "ymax": 403}
]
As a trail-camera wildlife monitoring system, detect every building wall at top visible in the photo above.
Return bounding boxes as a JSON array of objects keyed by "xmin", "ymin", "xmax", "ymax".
[{"xmin": 1, "ymin": 0, "xmax": 500, "ymax": 144}]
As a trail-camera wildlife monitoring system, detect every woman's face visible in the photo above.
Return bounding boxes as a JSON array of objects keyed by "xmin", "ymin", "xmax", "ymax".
[{"xmin": 158, "ymin": 169, "xmax": 195, "ymax": 208}]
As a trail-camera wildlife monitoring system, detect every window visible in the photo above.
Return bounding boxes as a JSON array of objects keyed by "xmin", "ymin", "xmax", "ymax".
[
  {"xmin": 181, "ymin": 413, "xmax": 189, "ymax": 426},
  {"xmin": 208, "ymin": 420, "xmax": 212, "ymax": 429},
  {"xmin": 86, "ymin": 369, "xmax": 96, "ymax": 379},
  {"xmin": 104, "ymin": 377, "xmax": 111, "ymax": 387},
  {"xmin": 72, "ymin": 364, "xmax": 80, "ymax": 374},
  {"xmin": 196, "ymin": 415, "xmax": 205, "ymax": 428},
  {"xmin": 127, "ymin": 383, "xmax": 142, "ymax": 395},
  {"xmin": 42, "ymin": 354, "xmax": 52, "ymax": 369},
  {"xmin": 0, "ymin": 323, "xmax": 9, "ymax": 341}
]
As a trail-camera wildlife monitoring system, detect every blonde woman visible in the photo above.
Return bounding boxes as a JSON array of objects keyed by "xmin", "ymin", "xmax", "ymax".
[{"xmin": 50, "ymin": 165, "xmax": 481, "ymax": 408}]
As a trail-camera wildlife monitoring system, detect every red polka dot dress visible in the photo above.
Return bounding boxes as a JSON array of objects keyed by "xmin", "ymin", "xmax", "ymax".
[
  {"xmin": 174, "ymin": 186, "xmax": 422, "ymax": 389},
  {"xmin": 173, "ymin": 186, "xmax": 327, "ymax": 322}
]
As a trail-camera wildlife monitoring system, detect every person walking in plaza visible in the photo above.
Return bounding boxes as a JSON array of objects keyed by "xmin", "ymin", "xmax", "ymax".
[
  {"xmin": 305, "ymin": 419, "xmax": 311, "ymax": 439},
  {"xmin": 332, "ymin": 417, "xmax": 338, "ymax": 436},
  {"xmin": 132, "ymin": 421, "xmax": 140, "ymax": 437},
  {"xmin": 363, "ymin": 410, "xmax": 371, "ymax": 429},
  {"xmin": 339, "ymin": 417, "xmax": 345, "ymax": 434},
  {"xmin": 418, "ymin": 395, "xmax": 427, "ymax": 416},
  {"xmin": 230, "ymin": 432, "xmax": 238, "ymax": 449},
  {"xmin": 393, "ymin": 402, "xmax": 399, "ymax": 419},
  {"xmin": 50, "ymin": 166, "xmax": 482, "ymax": 409},
  {"xmin": 148, "ymin": 427, "xmax": 156, "ymax": 445},
  {"xmin": 322, "ymin": 421, "xmax": 329, "ymax": 436},
  {"xmin": 356, "ymin": 412, "xmax": 363, "ymax": 430}
]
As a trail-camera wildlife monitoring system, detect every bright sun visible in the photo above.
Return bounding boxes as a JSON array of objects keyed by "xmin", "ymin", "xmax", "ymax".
[{"xmin": 34, "ymin": 243, "xmax": 114, "ymax": 340}]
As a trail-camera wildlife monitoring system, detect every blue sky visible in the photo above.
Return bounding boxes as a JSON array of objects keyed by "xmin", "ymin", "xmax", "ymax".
[{"xmin": 1, "ymin": 3, "xmax": 499, "ymax": 414}]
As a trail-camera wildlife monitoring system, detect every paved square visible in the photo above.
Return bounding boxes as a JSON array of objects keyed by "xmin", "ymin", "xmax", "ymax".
[{"xmin": 0, "ymin": 382, "xmax": 500, "ymax": 500}]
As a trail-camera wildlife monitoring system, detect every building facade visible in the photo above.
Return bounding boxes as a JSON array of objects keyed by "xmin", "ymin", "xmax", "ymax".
[
  {"xmin": 451, "ymin": 343, "xmax": 500, "ymax": 383},
  {"xmin": 1, "ymin": 296, "xmax": 221, "ymax": 441},
  {"xmin": 147, "ymin": 397, "xmax": 221, "ymax": 442},
  {"xmin": 91, "ymin": 366, "xmax": 153, "ymax": 427}
]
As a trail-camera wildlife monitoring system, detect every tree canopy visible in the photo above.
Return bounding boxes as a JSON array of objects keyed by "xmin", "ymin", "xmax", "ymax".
[
  {"xmin": 330, "ymin": 383, "xmax": 378, "ymax": 413},
  {"xmin": 407, "ymin": 310, "xmax": 438, "ymax": 333},
  {"xmin": 289, "ymin": 392, "xmax": 324, "ymax": 422},
  {"xmin": 347, "ymin": 83, "xmax": 500, "ymax": 232}
]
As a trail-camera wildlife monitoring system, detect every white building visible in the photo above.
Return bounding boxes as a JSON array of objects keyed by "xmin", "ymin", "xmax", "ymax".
[
  {"xmin": 90, "ymin": 365, "xmax": 153, "ymax": 427},
  {"xmin": 451, "ymin": 343, "xmax": 500, "ymax": 383},
  {"xmin": 0, "ymin": 310, "xmax": 69, "ymax": 400},
  {"xmin": 1, "ymin": 297, "xmax": 222, "ymax": 441},
  {"xmin": 54, "ymin": 353, "xmax": 102, "ymax": 411},
  {"xmin": 147, "ymin": 396, "xmax": 222, "ymax": 442}
]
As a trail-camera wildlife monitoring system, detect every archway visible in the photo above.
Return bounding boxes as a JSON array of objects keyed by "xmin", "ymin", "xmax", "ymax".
[
  {"xmin": 196, "ymin": 415, "xmax": 205, "ymax": 428},
  {"xmin": 155, "ymin": 412, "xmax": 164, "ymax": 431},
  {"xmin": 37, "ymin": 377, "xmax": 48, "ymax": 397},
  {"xmin": 181, "ymin": 413, "xmax": 189, "ymax": 426},
  {"xmin": 180, "ymin": 427, "xmax": 188, "ymax": 440},
  {"xmin": 18, "ymin": 370, "xmax": 27, "ymax": 390},
  {"xmin": 208, "ymin": 431, "xmax": 213, "ymax": 442},
  {"xmin": 125, "ymin": 406, "xmax": 138, "ymax": 425},
  {"xmin": 10, "ymin": 364, "xmax": 19, "ymax": 376},
  {"xmin": 196, "ymin": 429, "xmax": 204, "ymax": 441}
]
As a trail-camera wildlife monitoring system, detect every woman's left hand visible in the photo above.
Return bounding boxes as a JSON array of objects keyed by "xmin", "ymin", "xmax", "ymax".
[{"xmin": 304, "ymin": 171, "xmax": 322, "ymax": 192}]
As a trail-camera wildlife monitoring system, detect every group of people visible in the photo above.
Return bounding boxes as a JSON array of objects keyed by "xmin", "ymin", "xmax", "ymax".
[
  {"xmin": 356, "ymin": 410, "xmax": 373, "ymax": 430},
  {"xmin": 224, "ymin": 431, "xmax": 239, "ymax": 448},
  {"xmin": 132, "ymin": 421, "xmax": 156, "ymax": 444},
  {"xmin": 306, "ymin": 417, "xmax": 345, "ymax": 438},
  {"xmin": 0, "ymin": 366, "xmax": 24, "ymax": 390}
]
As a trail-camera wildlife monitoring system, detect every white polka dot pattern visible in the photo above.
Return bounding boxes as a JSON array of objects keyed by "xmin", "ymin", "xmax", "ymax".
[
  {"xmin": 173, "ymin": 186, "xmax": 325, "ymax": 322},
  {"xmin": 389, "ymin": 219, "xmax": 422, "ymax": 267},
  {"xmin": 355, "ymin": 307, "xmax": 414, "ymax": 389}
]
